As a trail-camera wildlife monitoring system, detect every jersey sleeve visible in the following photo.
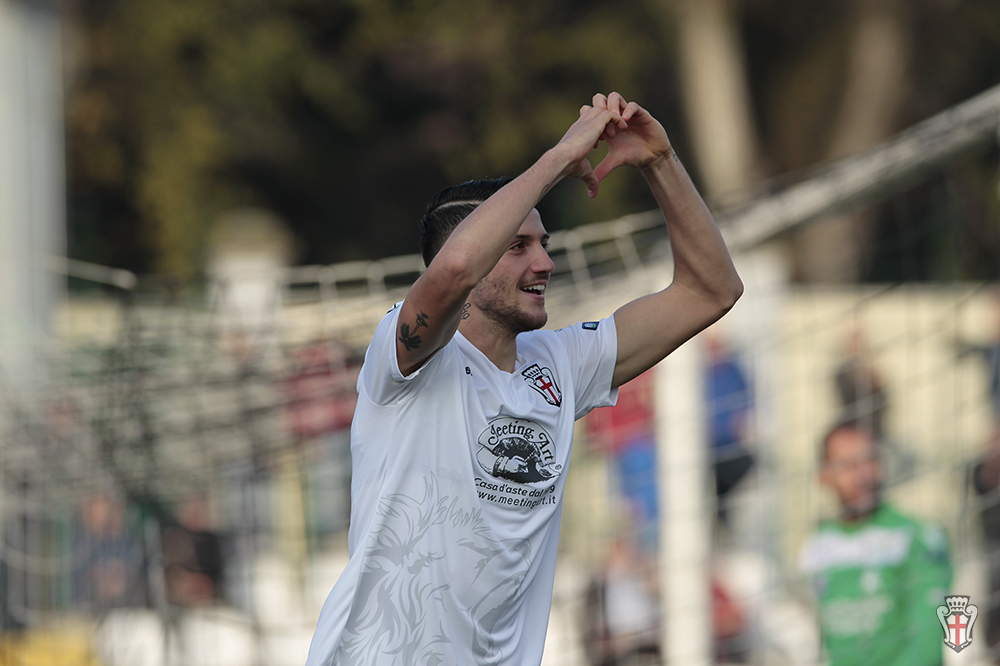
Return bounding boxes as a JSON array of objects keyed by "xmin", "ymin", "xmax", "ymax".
[
  {"xmin": 551, "ymin": 315, "xmax": 619, "ymax": 420},
  {"xmin": 896, "ymin": 523, "xmax": 952, "ymax": 666},
  {"xmin": 358, "ymin": 302, "xmax": 445, "ymax": 406}
]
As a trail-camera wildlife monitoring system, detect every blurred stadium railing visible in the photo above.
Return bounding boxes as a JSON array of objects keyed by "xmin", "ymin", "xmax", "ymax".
[{"xmin": 0, "ymin": 84, "xmax": 998, "ymax": 666}]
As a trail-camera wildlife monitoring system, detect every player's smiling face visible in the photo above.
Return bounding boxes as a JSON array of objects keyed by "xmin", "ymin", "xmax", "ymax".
[{"xmin": 471, "ymin": 210, "xmax": 554, "ymax": 335}]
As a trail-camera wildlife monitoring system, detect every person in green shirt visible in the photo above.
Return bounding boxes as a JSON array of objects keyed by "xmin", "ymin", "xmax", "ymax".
[{"xmin": 800, "ymin": 423, "xmax": 952, "ymax": 666}]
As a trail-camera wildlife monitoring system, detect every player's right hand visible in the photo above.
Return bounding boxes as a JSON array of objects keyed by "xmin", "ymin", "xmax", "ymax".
[{"xmin": 549, "ymin": 105, "xmax": 626, "ymax": 198}]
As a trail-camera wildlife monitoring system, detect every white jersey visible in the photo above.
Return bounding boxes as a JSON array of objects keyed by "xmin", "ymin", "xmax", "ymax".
[{"xmin": 306, "ymin": 304, "xmax": 618, "ymax": 666}]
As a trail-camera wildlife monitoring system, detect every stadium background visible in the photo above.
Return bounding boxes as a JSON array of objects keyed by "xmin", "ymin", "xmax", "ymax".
[{"xmin": 1, "ymin": 1, "xmax": 1000, "ymax": 664}]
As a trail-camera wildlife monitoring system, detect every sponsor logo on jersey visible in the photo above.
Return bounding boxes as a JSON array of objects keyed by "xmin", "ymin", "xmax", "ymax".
[
  {"xmin": 582, "ymin": 321, "xmax": 599, "ymax": 330},
  {"xmin": 937, "ymin": 595, "xmax": 978, "ymax": 653},
  {"xmin": 476, "ymin": 416, "xmax": 560, "ymax": 484},
  {"xmin": 521, "ymin": 363, "xmax": 562, "ymax": 407}
]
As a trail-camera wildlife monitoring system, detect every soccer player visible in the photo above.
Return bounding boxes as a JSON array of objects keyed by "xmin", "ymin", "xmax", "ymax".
[
  {"xmin": 800, "ymin": 423, "xmax": 952, "ymax": 666},
  {"xmin": 306, "ymin": 92, "xmax": 743, "ymax": 665},
  {"xmin": 970, "ymin": 425, "xmax": 1000, "ymax": 660}
]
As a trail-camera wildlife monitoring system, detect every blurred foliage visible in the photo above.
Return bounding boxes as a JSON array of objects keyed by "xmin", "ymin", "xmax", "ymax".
[
  {"xmin": 65, "ymin": 0, "xmax": 678, "ymax": 276},
  {"xmin": 65, "ymin": 0, "xmax": 1000, "ymax": 279}
]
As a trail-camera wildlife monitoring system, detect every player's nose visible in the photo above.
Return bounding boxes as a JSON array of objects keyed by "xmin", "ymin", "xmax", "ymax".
[{"xmin": 532, "ymin": 246, "xmax": 555, "ymax": 275}]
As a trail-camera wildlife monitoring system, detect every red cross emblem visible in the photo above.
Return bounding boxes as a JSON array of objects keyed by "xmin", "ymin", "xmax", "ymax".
[
  {"xmin": 521, "ymin": 364, "xmax": 562, "ymax": 407},
  {"xmin": 949, "ymin": 614, "xmax": 967, "ymax": 646},
  {"xmin": 937, "ymin": 595, "xmax": 978, "ymax": 653}
]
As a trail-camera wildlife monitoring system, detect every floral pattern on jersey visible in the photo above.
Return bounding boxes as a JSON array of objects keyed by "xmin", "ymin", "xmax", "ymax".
[{"xmin": 335, "ymin": 476, "xmax": 532, "ymax": 666}]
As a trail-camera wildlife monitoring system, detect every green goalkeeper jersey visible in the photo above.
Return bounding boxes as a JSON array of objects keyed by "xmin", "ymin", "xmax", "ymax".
[{"xmin": 800, "ymin": 504, "xmax": 952, "ymax": 666}]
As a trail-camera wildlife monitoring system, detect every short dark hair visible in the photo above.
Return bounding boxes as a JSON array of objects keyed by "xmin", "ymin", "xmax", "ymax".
[
  {"xmin": 819, "ymin": 419, "xmax": 877, "ymax": 464},
  {"xmin": 419, "ymin": 176, "xmax": 514, "ymax": 267}
]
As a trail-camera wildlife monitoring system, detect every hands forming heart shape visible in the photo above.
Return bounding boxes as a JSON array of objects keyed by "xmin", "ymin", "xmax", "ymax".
[{"xmin": 556, "ymin": 92, "xmax": 674, "ymax": 198}]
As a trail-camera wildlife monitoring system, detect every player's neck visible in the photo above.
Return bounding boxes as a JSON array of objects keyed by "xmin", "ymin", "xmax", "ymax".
[
  {"xmin": 459, "ymin": 317, "xmax": 519, "ymax": 373},
  {"xmin": 839, "ymin": 502, "xmax": 880, "ymax": 525}
]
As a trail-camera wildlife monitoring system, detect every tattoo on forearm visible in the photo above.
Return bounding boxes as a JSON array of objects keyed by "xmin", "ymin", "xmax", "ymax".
[
  {"xmin": 399, "ymin": 312, "xmax": 429, "ymax": 351},
  {"xmin": 461, "ymin": 303, "xmax": 471, "ymax": 320},
  {"xmin": 537, "ymin": 181, "xmax": 555, "ymax": 206}
]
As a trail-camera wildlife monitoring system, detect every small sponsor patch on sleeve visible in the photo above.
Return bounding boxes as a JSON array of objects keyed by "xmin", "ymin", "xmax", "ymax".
[{"xmin": 582, "ymin": 321, "xmax": 599, "ymax": 330}]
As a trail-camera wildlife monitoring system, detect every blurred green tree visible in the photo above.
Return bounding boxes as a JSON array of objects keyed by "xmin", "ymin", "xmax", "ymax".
[
  {"xmin": 65, "ymin": 0, "xmax": 677, "ymax": 277},
  {"xmin": 65, "ymin": 0, "xmax": 1000, "ymax": 280}
]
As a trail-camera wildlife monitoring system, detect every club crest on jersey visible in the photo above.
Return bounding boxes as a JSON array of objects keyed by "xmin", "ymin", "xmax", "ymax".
[
  {"xmin": 937, "ymin": 595, "xmax": 978, "ymax": 653},
  {"xmin": 521, "ymin": 363, "xmax": 561, "ymax": 407}
]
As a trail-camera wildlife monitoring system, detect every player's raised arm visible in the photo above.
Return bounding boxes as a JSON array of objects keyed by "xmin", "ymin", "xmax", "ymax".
[
  {"xmin": 395, "ymin": 105, "xmax": 625, "ymax": 377},
  {"xmin": 587, "ymin": 93, "xmax": 743, "ymax": 388}
]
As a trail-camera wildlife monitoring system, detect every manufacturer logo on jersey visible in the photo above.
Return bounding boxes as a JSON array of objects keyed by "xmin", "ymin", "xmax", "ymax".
[
  {"xmin": 521, "ymin": 363, "xmax": 562, "ymax": 407},
  {"xmin": 937, "ymin": 595, "xmax": 978, "ymax": 653},
  {"xmin": 477, "ymin": 416, "xmax": 560, "ymax": 484}
]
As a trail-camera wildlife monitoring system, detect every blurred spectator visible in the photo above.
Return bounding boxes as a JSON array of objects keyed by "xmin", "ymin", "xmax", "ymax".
[
  {"xmin": 800, "ymin": 423, "xmax": 951, "ymax": 666},
  {"xmin": 712, "ymin": 576, "xmax": 749, "ymax": 663},
  {"xmin": 585, "ymin": 370, "xmax": 659, "ymax": 552},
  {"xmin": 834, "ymin": 327, "xmax": 889, "ymax": 441},
  {"xmin": 955, "ymin": 304, "xmax": 1000, "ymax": 420},
  {"xmin": 285, "ymin": 339, "xmax": 360, "ymax": 440},
  {"xmin": 971, "ymin": 425, "xmax": 1000, "ymax": 661},
  {"xmin": 161, "ymin": 492, "xmax": 226, "ymax": 607},
  {"xmin": 615, "ymin": 438, "xmax": 658, "ymax": 553},
  {"xmin": 72, "ymin": 492, "xmax": 147, "ymax": 611},
  {"xmin": 583, "ymin": 536, "xmax": 659, "ymax": 666},
  {"xmin": 704, "ymin": 333, "xmax": 755, "ymax": 527}
]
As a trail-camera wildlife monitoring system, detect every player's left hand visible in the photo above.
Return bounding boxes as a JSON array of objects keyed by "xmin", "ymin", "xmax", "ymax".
[{"xmin": 584, "ymin": 92, "xmax": 672, "ymax": 183}]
